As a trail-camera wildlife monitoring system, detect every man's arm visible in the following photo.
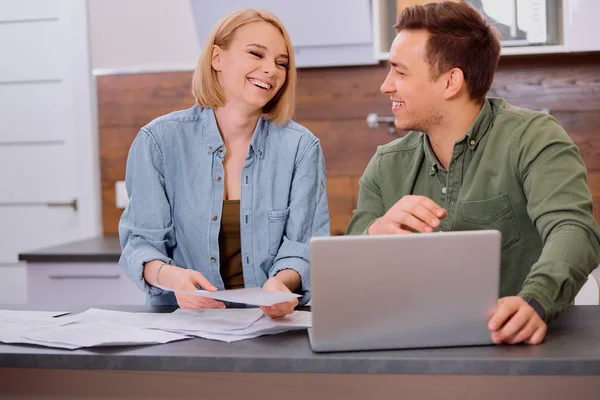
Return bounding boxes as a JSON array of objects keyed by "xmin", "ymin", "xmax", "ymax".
[
  {"xmin": 514, "ymin": 113, "xmax": 600, "ymax": 322},
  {"xmin": 346, "ymin": 151, "xmax": 386, "ymax": 235}
]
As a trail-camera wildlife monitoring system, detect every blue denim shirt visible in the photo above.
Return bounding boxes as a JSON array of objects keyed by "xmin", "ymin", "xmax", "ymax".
[{"xmin": 119, "ymin": 106, "xmax": 330, "ymax": 306}]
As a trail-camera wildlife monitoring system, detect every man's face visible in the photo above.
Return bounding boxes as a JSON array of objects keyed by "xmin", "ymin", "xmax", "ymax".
[{"xmin": 380, "ymin": 29, "xmax": 448, "ymax": 133}]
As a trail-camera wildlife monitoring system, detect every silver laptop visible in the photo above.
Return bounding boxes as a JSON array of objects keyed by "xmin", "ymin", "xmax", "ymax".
[{"xmin": 308, "ymin": 230, "xmax": 501, "ymax": 352}]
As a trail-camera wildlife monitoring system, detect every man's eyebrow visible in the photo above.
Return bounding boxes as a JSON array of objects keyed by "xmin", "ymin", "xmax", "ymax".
[{"xmin": 390, "ymin": 61, "xmax": 409, "ymax": 69}]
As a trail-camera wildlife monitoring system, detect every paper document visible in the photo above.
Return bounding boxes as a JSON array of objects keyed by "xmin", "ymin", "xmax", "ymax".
[
  {"xmin": 0, "ymin": 309, "xmax": 76, "ymax": 348},
  {"xmin": 22, "ymin": 321, "xmax": 189, "ymax": 349},
  {"xmin": 1, "ymin": 307, "xmax": 311, "ymax": 348},
  {"xmin": 162, "ymin": 311, "xmax": 312, "ymax": 343},
  {"xmin": 148, "ymin": 308, "xmax": 263, "ymax": 332},
  {"xmin": 155, "ymin": 285, "xmax": 300, "ymax": 306}
]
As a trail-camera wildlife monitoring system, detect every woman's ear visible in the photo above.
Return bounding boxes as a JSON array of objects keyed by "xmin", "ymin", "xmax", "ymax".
[{"xmin": 211, "ymin": 45, "xmax": 222, "ymax": 71}]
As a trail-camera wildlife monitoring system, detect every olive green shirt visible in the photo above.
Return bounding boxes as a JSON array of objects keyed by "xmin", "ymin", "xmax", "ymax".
[{"xmin": 347, "ymin": 98, "xmax": 600, "ymax": 322}]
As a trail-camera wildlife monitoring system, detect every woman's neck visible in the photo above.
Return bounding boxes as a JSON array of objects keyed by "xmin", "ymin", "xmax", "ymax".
[{"xmin": 214, "ymin": 102, "xmax": 261, "ymax": 144}]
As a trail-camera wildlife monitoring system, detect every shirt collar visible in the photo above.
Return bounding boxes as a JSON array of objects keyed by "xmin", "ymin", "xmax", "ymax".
[
  {"xmin": 423, "ymin": 98, "xmax": 495, "ymax": 174},
  {"xmin": 202, "ymin": 108, "xmax": 268, "ymax": 159},
  {"xmin": 464, "ymin": 98, "xmax": 494, "ymax": 150}
]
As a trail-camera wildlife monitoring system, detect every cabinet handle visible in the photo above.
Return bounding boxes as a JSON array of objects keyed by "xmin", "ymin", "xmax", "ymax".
[
  {"xmin": 0, "ymin": 198, "xmax": 78, "ymax": 211},
  {"xmin": 48, "ymin": 274, "xmax": 121, "ymax": 280}
]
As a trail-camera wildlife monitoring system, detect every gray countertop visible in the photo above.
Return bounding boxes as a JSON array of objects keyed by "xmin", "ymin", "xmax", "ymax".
[
  {"xmin": 1, "ymin": 305, "xmax": 600, "ymax": 375},
  {"xmin": 18, "ymin": 235, "xmax": 121, "ymax": 263}
]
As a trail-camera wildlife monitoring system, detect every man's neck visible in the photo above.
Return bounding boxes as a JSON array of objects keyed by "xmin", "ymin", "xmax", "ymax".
[{"xmin": 427, "ymin": 100, "xmax": 483, "ymax": 169}]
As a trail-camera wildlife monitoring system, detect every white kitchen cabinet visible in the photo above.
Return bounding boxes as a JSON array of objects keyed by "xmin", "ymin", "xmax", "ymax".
[
  {"xmin": 0, "ymin": 264, "xmax": 27, "ymax": 305},
  {"xmin": 26, "ymin": 262, "xmax": 146, "ymax": 308},
  {"xmin": 189, "ymin": 0, "xmax": 377, "ymax": 67},
  {"xmin": 372, "ymin": 0, "xmax": 600, "ymax": 60}
]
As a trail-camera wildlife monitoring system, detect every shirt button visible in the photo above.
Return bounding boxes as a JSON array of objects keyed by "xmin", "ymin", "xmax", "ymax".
[
  {"xmin": 210, "ymin": 257, "xmax": 216, "ymax": 263},
  {"xmin": 441, "ymin": 187, "xmax": 447, "ymax": 194},
  {"xmin": 218, "ymin": 148, "xmax": 224, "ymax": 153},
  {"xmin": 469, "ymin": 140, "xmax": 476, "ymax": 146},
  {"xmin": 257, "ymin": 150, "xmax": 263, "ymax": 157},
  {"xmin": 216, "ymin": 176, "xmax": 222, "ymax": 182},
  {"xmin": 207, "ymin": 146, "xmax": 213, "ymax": 153},
  {"xmin": 212, "ymin": 215, "xmax": 218, "ymax": 221}
]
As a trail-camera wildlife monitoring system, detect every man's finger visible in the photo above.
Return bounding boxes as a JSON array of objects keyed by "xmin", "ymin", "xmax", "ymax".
[
  {"xmin": 526, "ymin": 325, "xmax": 547, "ymax": 345},
  {"xmin": 506, "ymin": 318, "xmax": 538, "ymax": 344},
  {"xmin": 495, "ymin": 307, "xmax": 530, "ymax": 342},
  {"xmin": 396, "ymin": 212, "xmax": 434, "ymax": 233},
  {"xmin": 488, "ymin": 301, "xmax": 519, "ymax": 331},
  {"xmin": 416, "ymin": 196, "xmax": 447, "ymax": 218}
]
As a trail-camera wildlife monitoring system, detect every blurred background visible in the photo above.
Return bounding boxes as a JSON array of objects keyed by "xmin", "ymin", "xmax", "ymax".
[{"xmin": 1, "ymin": 0, "xmax": 599, "ymax": 306}]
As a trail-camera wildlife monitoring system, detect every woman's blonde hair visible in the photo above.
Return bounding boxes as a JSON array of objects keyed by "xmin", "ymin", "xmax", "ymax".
[{"xmin": 192, "ymin": 9, "xmax": 296, "ymax": 125}]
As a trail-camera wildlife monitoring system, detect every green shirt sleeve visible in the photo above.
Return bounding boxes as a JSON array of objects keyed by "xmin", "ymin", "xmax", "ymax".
[
  {"xmin": 346, "ymin": 150, "xmax": 385, "ymax": 235},
  {"xmin": 513, "ymin": 113, "xmax": 600, "ymax": 322}
]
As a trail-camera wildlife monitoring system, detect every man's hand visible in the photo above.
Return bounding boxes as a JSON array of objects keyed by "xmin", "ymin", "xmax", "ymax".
[
  {"xmin": 260, "ymin": 276, "xmax": 299, "ymax": 319},
  {"xmin": 488, "ymin": 296, "xmax": 547, "ymax": 345},
  {"xmin": 368, "ymin": 195, "xmax": 447, "ymax": 235}
]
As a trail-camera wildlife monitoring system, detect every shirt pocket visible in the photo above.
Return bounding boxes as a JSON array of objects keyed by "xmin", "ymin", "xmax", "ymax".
[
  {"xmin": 268, "ymin": 208, "xmax": 290, "ymax": 256},
  {"xmin": 457, "ymin": 194, "xmax": 520, "ymax": 250}
]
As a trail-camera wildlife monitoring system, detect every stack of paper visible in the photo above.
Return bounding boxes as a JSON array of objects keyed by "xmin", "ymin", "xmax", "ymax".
[
  {"xmin": 0, "ymin": 309, "xmax": 189, "ymax": 350},
  {"xmin": 149, "ymin": 308, "xmax": 312, "ymax": 342},
  {"xmin": 0, "ymin": 310, "xmax": 73, "ymax": 348},
  {"xmin": 0, "ymin": 307, "xmax": 311, "ymax": 349}
]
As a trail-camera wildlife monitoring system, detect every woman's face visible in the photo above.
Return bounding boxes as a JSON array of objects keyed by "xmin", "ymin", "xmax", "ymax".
[{"xmin": 213, "ymin": 21, "xmax": 289, "ymax": 112}]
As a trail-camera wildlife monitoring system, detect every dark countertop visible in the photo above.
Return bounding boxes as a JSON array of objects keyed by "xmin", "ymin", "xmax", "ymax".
[
  {"xmin": 1, "ymin": 305, "xmax": 600, "ymax": 375},
  {"xmin": 18, "ymin": 235, "xmax": 121, "ymax": 263}
]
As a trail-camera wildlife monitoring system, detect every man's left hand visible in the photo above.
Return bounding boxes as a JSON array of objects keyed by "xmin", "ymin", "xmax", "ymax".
[{"xmin": 488, "ymin": 296, "xmax": 547, "ymax": 345}]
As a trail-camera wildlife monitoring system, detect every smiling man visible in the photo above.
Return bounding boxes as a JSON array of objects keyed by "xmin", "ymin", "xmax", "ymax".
[{"xmin": 346, "ymin": 1, "xmax": 600, "ymax": 344}]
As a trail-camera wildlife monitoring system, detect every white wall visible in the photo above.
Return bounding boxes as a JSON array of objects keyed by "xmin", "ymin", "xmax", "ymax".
[{"xmin": 88, "ymin": 0, "xmax": 200, "ymax": 72}]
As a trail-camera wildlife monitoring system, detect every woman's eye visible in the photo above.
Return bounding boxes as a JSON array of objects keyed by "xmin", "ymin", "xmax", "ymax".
[
  {"xmin": 277, "ymin": 62, "xmax": 289, "ymax": 69},
  {"xmin": 249, "ymin": 51, "xmax": 262, "ymax": 58}
]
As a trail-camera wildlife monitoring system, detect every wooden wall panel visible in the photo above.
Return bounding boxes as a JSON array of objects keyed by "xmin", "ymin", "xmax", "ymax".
[{"xmin": 98, "ymin": 52, "xmax": 600, "ymax": 235}]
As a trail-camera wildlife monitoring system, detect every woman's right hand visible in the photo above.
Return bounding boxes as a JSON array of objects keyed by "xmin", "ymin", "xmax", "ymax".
[{"xmin": 145, "ymin": 261, "xmax": 225, "ymax": 310}]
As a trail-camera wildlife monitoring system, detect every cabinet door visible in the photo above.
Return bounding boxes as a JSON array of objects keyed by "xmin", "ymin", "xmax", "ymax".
[
  {"xmin": 567, "ymin": 0, "xmax": 600, "ymax": 52},
  {"xmin": 189, "ymin": 0, "xmax": 376, "ymax": 67},
  {"xmin": 0, "ymin": 264, "xmax": 27, "ymax": 304},
  {"xmin": 27, "ymin": 263, "xmax": 146, "ymax": 307}
]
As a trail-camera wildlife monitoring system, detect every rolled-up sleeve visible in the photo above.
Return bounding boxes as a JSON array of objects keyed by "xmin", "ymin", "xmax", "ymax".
[
  {"xmin": 269, "ymin": 139, "xmax": 330, "ymax": 305},
  {"xmin": 118, "ymin": 127, "xmax": 176, "ymax": 296}
]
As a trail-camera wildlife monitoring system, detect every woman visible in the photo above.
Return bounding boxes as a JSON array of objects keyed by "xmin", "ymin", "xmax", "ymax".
[{"xmin": 119, "ymin": 9, "xmax": 330, "ymax": 318}]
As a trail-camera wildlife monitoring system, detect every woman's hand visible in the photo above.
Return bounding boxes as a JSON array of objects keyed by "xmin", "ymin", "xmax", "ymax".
[
  {"xmin": 260, "ymin": 276, "xmax": 299, "ymax": 319},
  {"xmin": 144, "ymin": 260, "xmax": 225, "ymax": 310}
]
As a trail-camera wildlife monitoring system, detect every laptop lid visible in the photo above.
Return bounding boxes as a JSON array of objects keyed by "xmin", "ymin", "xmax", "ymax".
[{"xmin": 309, "ymin": 230, "xmax": 501, "ymax": 352}]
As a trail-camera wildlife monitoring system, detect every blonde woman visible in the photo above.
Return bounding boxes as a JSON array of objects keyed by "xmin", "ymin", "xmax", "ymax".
[{"xmin": 119, "ymin": 9, "xmax": 330, "ymax": 318}]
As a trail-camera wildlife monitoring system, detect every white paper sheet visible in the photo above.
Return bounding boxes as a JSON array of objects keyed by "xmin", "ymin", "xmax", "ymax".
[
  {"xmin": 22, "ymin": 321, "xmax": 189, "ymax": 349},
  {"xmin": 162, "ymin": 311, "xmax": 312, "ymax": 342},
  {"xmin": 0, "ymin": 311, "xmax": 78, "ymax": 349},
  {"xmin": 60, "ymin": 308, "xmax": 263, "ymax": 332},
  {"xmin": 148, "ymin": 308, "xmax": 263, "ymax": 332},
  {"xmin": 57, "ymin": 308, "xmax": 167, "ymax": 328},
  {"xmin": 155, "ymin": 285, "xmax": 300, "ymax": 306}
]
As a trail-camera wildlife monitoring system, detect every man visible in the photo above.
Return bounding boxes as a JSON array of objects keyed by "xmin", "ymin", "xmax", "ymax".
[{"xmin": 346, "ymin": 1, "xmax": 600, "ymax": 345}]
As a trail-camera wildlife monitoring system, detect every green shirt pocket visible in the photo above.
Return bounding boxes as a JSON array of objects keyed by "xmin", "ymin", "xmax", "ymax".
[{"xmin": 457, "ymin": 194, "xmax": 520, "ymax": 250}]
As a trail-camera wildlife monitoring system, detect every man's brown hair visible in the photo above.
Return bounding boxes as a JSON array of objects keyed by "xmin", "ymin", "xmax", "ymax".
[{"xmin": 395, "ymin": 1, "xmax": 501, "ymax": 102}]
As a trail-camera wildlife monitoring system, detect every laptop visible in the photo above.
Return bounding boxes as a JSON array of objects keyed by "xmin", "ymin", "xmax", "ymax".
[{"xmin": 308, "ymin": 230, "xmax": 501, "ymax": 352}]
